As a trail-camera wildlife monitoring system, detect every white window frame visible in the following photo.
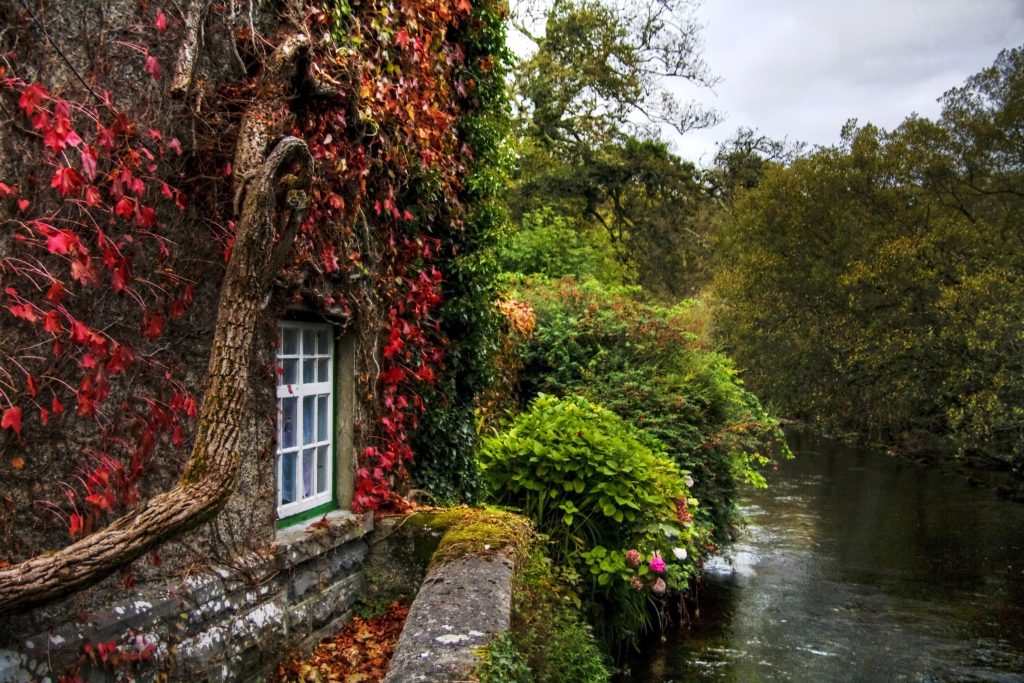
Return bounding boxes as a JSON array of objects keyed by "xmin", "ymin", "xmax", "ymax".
[{"xmin": 276, "ymin": 321, "xmax": 335, "ymax": 520}]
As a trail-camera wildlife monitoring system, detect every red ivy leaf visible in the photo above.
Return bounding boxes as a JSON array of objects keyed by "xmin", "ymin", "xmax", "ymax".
[
  {"xmin": 144, "ymin": 54, "xmax": 161, "ymax": 80},
  {"xmin": 84, "ymin": 185, "xmax": 102, "ymax": 207},
  {"xmin": 106, "ymin": 343, "xmax": 134, "ymax": 373},
  {"xmin": 43, "ymin": 309, "xmax": 62, "ymax": 333},
  {"xmin": 18, "ymin": 83, "xmax": 48, "ymax": 116},
  {"xmin": 97, "ymin": 124, "xmax": 116, "ymax": 152},
  {"xmin": 2, "ymin": 406, "xmax": 22, "ymax": 435},
  {"xmin": 70, "ymin": 255, "xmax": 97, "ymax": 285},
  {"xmin": 51, "ymin": 166, "xmax": 84, "ymax": 196},
  {"xmin": 46, "ymin": 280, "xmax": 65, "ymax": 304},
  {"xmin": 26, "ymin": 375, "xmax": 38, "ymax": 398},
  {"xmin": 141, "ymin": 311, "xmax": 164, "ymax": 340},
  {"xmin": 45, "ymin": 229, "xmax": 73, "ymax": 255},
  {"xmin": 80, "ymin": 144, "xmax": 99, "ymax": 181},
  {"xmin": 155, "ymin": 11, "xmax": 168, "ymax": 32},
  {"xmin": 8, "ymin": 304, "xmax": 37, "ymax": 323},
  {"xmin": 322, "ymin": 247, "xmax": 340, "ymax": 273},
  {"xmin": 114, "ymin": 196, "xmax": 135, "ymax": 218},
  {"xmin": 68, "ymin": 512, "xmax": 83, "ymax": 537}
]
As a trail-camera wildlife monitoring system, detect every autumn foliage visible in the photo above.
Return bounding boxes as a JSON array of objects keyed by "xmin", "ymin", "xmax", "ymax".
[
  {"xmin": 0, "ymin": 0, "xmax": 508, "ymax": 564},
  {"xmin": 272, "ymin": 602, "xmax": 410, "ymax": 683}
]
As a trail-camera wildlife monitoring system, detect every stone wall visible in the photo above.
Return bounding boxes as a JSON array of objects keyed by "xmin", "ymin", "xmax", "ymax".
[{"xmin": 0, "ymin": 511, "xmax": 372, "ymax": 682}]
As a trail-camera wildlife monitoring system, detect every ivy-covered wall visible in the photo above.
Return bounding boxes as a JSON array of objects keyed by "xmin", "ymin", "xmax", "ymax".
[{"xmin": 0, "ymin": 0, "xmax": 509, "ymax": 671}]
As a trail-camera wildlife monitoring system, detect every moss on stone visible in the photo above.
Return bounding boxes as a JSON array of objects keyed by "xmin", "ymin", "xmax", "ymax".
[
  {"xmin": 396, "ymin": 507, "xmax": 533, "ymax": 570},
  {"xmin": 430, "ymin": 508, "xmax": 533, "ymax": 569}
]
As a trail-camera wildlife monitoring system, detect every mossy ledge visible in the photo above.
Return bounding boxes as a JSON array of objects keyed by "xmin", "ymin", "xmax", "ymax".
[
  {"xmin": 403, "ymin": 506, "xmax": 534, "ymax": 569},
  {"xmin": 376, "ymin": 507, "xmax": 533, "ymax": 682}
]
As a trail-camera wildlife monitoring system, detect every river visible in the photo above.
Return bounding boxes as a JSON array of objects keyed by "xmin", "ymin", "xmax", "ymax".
[{"xmin": 627, "ymin": 431, "xmax": 1024, "ymax": 682}]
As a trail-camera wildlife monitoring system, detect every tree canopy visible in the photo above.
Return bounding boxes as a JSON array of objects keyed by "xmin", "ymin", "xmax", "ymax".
[{"xmin": 711, "ymin": 46, "xmax": 1024, "ymax": 473}]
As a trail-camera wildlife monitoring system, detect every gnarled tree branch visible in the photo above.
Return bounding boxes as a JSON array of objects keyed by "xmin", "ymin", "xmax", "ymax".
[{"xmin": 170, "ymin": 0, "xmax": 213, "ymax": 98}]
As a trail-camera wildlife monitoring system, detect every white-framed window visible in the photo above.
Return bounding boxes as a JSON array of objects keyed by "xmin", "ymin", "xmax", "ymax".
[{"xmin": 276, "ymin": 321, "xmax": 335, "ymax": 520}]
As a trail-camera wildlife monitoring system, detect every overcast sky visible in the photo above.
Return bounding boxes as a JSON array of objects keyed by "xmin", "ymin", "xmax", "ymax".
[{"xmin": 668, "ymin": 0, "xmax": 1024, "ymax": 166}]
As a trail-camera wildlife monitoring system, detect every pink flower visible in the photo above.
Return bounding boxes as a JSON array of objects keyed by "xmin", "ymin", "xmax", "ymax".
[
  {"xmin": 652, "ymin": 577, "xmax": 667, "ymax": 595},
  {"xmin": 630, "ymin": 576, "xmax": 644, "ymax": 591},
  {"xmin": 649, "ymin": 551, "xmax": 666, "ymax": 574},
  {"xmin": 625, "ymin": 549, "xmax": 641, "ymax": 568}
]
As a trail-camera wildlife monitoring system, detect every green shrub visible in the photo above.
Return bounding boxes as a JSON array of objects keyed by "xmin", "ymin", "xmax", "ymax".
[
  {"xmin": 500, "ymin": 208, "xmax": 629, "ymax": 283},
  {"xmin": 477, "ymin": 631, "xmax": 531, "ymax": 683},
  {"xmin": 480, "ymin": 394, "xmax": 700, "ymax": 646},
  {"xmin": 510, "ymin": 277, "xmax": 788, "ymax": 544},
  {"xmin": 477, "ymin": 548, "xmax": 611, "ymax": 683},
  {"xmin": 512, "ymin": 550, "xmax": 611, "ymax": 682}
]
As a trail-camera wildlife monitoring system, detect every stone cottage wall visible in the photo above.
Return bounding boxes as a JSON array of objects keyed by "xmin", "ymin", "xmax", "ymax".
[{"xmin": 0, "ymin": 512, "xmax": 372, "ymax": 682}]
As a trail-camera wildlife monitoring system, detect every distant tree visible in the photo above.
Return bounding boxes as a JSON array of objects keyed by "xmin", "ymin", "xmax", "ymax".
[
  {"xmin": 507, "ymin": 0, "xmax": 719, "ymax": 297},
  {"xmin": 711, "ymin": 46, "xmax": 1024, "ymax": 475},
  {"xmin": 707, "ymin": 126, "xmax": 806, "ymax": 198},
  {"xmin": 511, "ymin": 0, "xmax": 720, "ymax": 149}
]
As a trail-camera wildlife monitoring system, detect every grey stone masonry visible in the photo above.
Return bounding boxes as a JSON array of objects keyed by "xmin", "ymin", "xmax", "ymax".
[
  {"xmin": 383, "ymin": 552, "xmax": 515, "ymax": 683},
  {"xmin": 0, "ymin": 510, "xmax": 372, "ymax": 683}
]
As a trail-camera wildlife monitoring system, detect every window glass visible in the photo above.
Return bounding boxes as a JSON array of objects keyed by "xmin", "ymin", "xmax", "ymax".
[{"xmin": 276, "ymin": 321, "xmax": 335, "ymax": 522}]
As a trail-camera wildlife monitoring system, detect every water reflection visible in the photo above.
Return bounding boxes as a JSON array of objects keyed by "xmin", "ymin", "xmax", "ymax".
[{"xmin": 628, "ymin": 432, "xmax": 1024, "ymax": 682}]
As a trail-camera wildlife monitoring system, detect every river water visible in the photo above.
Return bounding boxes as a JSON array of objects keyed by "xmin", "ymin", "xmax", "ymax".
[{"xmin": 628, "ymin": 431, "xmax": 1024, "ymax": 682}]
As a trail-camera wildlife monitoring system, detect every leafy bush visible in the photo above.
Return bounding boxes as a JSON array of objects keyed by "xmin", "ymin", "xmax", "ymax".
[
  {"xmin": 480, "ymin": 394, "xmax": 700, "ymax": 646},
  {"xmin": 509, "ymin": 277, "xmax": 788, "ymax": 545},
  {"xmin": 499, "ymin": 207, "xmax": 629, "ymax": 283},
  {"xmin": 477, "ymin": 631, "xmax": 531, "ymax": 683},
  {"xmin": 477, "ymin": 548, "xmax": 611, "ymax": 683}
]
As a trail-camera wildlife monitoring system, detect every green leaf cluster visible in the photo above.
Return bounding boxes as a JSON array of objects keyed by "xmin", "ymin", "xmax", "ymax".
[
  {"xmin": 477, "ymin": 548, "xmax": 611, "ymax": 683},
  {"xmin": 480, "ymin": 393, "xmax": 699, "ymax": 646},
  {"xmin": 509, "ymin": 277, "xmax": 787, "ymax": 544}
]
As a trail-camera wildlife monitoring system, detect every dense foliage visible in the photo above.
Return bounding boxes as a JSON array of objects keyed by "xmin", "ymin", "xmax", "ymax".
[
  {"xmin": 712, "ymin": 47, "xmax": 1024, "ymax": 477},
  {"xmin": 507, "ymin": 278, "xmax": 787, "ymax": 545},
  {"xmin": 0, "ymin": 0, "xmax": 511, "ymax": 562},
  {"xmin": 480, "ymin": 394, "xmax": 701, "ymax": 646}
]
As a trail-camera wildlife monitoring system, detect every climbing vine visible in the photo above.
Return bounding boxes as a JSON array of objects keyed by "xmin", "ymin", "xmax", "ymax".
[
  {"xmin": 0, "ymin": 0, "xmax": 510, "ymax": 563},
  {"xmin": 289, "ymin": 0, "xmax": 509, "ymax": 509},
  {"xmin": 0, "ymin": 48, "xmax": 202, "ymax": 543}
]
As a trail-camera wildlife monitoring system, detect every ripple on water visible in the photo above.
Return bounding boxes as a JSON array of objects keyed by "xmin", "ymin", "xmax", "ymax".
[{"xmin": 626, "ymin": 431, "xmax": 1024, "ymax": 682}]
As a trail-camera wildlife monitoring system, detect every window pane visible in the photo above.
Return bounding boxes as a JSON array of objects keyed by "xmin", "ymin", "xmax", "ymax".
[
  {"xmin": 280, "ymin": 451, "xmax": 296, "ymax": 505},
  {"xmin": 316, "ymin": 445, "xmax": 328, "ymax": 494},
  {"xmin": 302, "ymin": 448, "xmax": 315, "ymax": 499},
  {"xmin": 303, "ymin": 358, "xmax": 315, "ymax": 384},
  {"xmin": 302, "ymin": 329, "xmax": 316, "ymax": 356},
  {"xmin": 317, "ymin": 330, "xmax": 331, "ymax": 355},
  {"xmin": 282, "ymin": 358, "xmax": 298, "ymax": 386},
  {"xmin": 283, "ymin": 327, "xmax": 298, "ymax": 355},
  {"xmin": 317, "ymin": 395, "xmax": 328, "ymax": 441},
  {"xmin": 280, "ymin": 397, "xmax": 297, "ymax": 449},
  {"xmin": 302, "ymin": 396, "xmax": 315, "ymax": 445},
  {"xmin": 318, "ymin": 358, "xmax": 329, "ymax": 382}
]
